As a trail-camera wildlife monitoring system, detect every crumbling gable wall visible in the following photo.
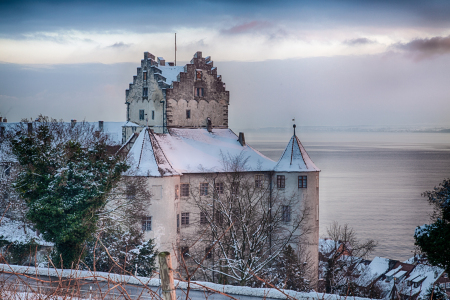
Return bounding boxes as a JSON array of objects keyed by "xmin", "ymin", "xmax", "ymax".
[{"xmin": 165, "ymin": 52, "xmax": 229, "ymax": 128}]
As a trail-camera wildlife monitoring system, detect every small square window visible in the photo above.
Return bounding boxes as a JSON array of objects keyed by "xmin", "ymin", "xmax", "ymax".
[
  {"xmin": 200, "ymin": 211, "xmax": 208, "ymax": 224},
  {"xmin": 181, "ymin": 212, "xmax": 190, "ymax": 225},
  {"xmin": 231, "ymin": 182, "xmax": 239, "ymax": 195},
  {"xmin": 277, "ymin": 175, "xmax": 285, "ymax": 188},
  {"xmin": 205, "ymin": 246, "xmax": 212, "ymax": 259},
  {"xmin": 215, "ymin": 182, "xmax": 224, "ymax": 194},
  {"xmin": 282, "ymin": 206, "xmax": 291, "ymax": 223},
  {"xmin": 175, "ymin": 185, "xmax": 179, "ymax": 199},
  {"xmin": 142, "ymin": 216, "xmax": 152, "ymax": 231},
  {"xmin": 180, "ymin": 184, "xmax": 189, "ymax": 197},
  {"xmin": 139, "ymin": 110, "xmax": 145, "ymax": 120},
  {"xmin": 298, "ymin": 176, "xmax": 307, "ymax": 188},
  {"xmin": 181, "ymin": 246, "xmax": 189, "ymax": 258},
  {"xmin": 152, "ymin": 110, "xmax": 155, "ymax": 120},
  {"xmin": 255, "ymin": 174, "xmax": 263, "ymax": 188},
  {"xmin": 186, "ymin": 109, "xmax": 191, "ymax": 119},
  {"xmin": 200, "ymin": 182, "xmax": 208, "ymax": 196},
  {"xmin": 143, "ymin": 87, "xmax": 148, "ymax": 97}
]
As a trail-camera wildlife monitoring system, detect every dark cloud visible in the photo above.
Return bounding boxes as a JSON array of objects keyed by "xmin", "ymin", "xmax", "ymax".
[
  {"xmin": 394, "ymin": 35, "xmax": 450, "ymax": 57},
  {"xmin": 108, "ymin": 42, "xmax": 132, "ymax": 48},
  {"xmin": 1, "ymin": 0, "xmax": 450, "ymax": 38},
  {"xmin": 343, "ymin": 38, "xmax": 376, "ymax": 46}
]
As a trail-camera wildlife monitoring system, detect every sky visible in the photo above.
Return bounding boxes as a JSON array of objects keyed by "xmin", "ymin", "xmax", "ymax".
[{"xmin": 1, "ymin": 0, "xmax": 450, "ymax": 129}]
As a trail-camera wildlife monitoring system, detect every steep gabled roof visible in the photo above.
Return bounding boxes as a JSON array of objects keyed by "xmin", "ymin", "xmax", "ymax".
[
  {"xmin": 275, "ymin": 134, "xmax": 320, "ymax": 172},
  {"xmin": 127, "ymin": 128, "xmax": 179, "ymax": 177}
]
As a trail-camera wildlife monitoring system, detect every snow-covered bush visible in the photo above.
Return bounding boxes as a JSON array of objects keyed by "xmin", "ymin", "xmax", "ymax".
[{"xmin": 83, "ymin": 223, "xmax": 157, "ymax": 277}]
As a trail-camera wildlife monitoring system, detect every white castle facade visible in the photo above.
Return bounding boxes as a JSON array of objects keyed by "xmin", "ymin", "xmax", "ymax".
[{"xmin": 120, "ymin": 51, "xmax": 320, "ymax": 281}]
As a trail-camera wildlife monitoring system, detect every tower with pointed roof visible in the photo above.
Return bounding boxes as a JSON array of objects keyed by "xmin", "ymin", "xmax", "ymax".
[{"xmin": 122, "ymin": 51, "xmax": 320, "ymax": 285}]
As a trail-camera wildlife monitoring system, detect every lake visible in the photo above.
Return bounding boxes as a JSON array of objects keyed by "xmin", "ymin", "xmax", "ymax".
[{"xmin": 245, "ymin": 130, "xmax": 450, "ymax": 261}]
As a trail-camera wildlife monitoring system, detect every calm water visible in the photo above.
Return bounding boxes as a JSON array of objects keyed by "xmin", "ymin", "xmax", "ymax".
[{"xmin": 246, "ymin": 131, "xmax": 450, "ymax": 261}]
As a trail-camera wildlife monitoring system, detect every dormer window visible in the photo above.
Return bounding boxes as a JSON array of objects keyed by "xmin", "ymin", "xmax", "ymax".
[{"xmin": 195, "ymin": 88, "xmax": 204, "ymax": 97}]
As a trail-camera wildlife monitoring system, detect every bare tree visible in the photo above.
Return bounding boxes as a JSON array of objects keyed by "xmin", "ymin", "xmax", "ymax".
[
  {"xmin": 184, "ymin": 153, "xmax": 312, "ymax": 286},
  {"xmin": 319, "ymin": 222, "xmax": 377, "ymax": 295}
]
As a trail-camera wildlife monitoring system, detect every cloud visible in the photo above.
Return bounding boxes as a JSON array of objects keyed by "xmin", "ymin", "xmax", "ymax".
[
  {"xmin": 107, "ymin": 42, "xmax": 132, "ymax": 48},
  {"xmin": 394, "ymin": 35, "xmax": 450, "ymax": 57},
  {"xmin": 343, "ymin": 38, "xmax": 376, "ymax": 46},
  {"xmin": 221, "ymin": 21, "xmax": 271, "ymax": 35}
]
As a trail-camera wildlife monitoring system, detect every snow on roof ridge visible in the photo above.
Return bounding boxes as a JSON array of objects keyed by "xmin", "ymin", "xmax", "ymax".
[{"xmin": 274, "ymin": 134, "xmax": 319, "ymax": 172}]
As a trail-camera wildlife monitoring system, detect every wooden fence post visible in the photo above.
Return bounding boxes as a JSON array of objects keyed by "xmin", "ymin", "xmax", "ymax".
[{"xmin": 158, "ymin": 252, "xmax": 176, "ymax": 300}]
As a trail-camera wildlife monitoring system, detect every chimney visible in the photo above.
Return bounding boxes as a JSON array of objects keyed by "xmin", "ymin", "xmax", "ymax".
[
  {"xmin": 238, "ymin": 132, "xmax": 246, "ymax": 146},
  {"xmin": 157, "ymin": 57, "xmax": 165, "ymax": 66},
  {"xmin": 71, "ymin": 119, "xmax": 77, "ymax": 127},
  {"xmin": 207, "ymin": 117, "xmax": 212, "ymax": 132},
  {"xmin": 0, "ymin": 117, "xmax": 2, "ymax": 122},
  {"xmin": 27, "ymin": 122, "xmax": 32, "ymax": 135},
  {"xmin": 3, "ymin": 118, "xmax": 7, "ymax": 123},
  {"xmin": 168, "ymin": 62, "xmax": 174, "ymax": 66},
  {"xmin": 99, "ymin": 121, "xmax": 104, "ymax": 132}
]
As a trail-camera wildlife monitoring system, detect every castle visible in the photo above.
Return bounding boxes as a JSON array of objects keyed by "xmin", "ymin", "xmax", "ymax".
[{"xmin": 121, "ymin": 51, "xmax": 321, "ymax": 281}]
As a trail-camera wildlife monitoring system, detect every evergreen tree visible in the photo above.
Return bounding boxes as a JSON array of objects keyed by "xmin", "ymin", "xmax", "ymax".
[
  {"xmin": 84, "ymin": 223, "xmax": 157, "ymax": 277},
  {"xmin": 415, "ymin": 179, "xmax": 450, "ymax": 274},
  {"xmin": 9, "ymin": 119, "xmax": 128, "ymax": 267}
]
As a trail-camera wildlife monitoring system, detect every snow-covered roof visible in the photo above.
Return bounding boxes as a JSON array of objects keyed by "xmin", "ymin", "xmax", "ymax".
[
  {"xmin": 127, "ymin": 128, "xmax": 277, "ymax": 176},
  {"xmin": 356, "ymin": 257, "xmax": 391, "ymax": 287},
  {"xmin": 127, "ymin": 128, "xmax": 179, "ymax": 177},
  {"xmin": 275, "ymin": 135, "xmax": 320, "ymax": 172},
  {"xmin": 385, "ymin": 266, "xmax": 402, "ymax": 277},
  {"xmin": 158, "ymin": 65, "xmax": 185, "ymax": 85},
  {"xmin": 402, "ymin": 264, "xmax": 445, "ymax": 298},
  {"xmin": 0, "ymin": 217, "xmax": 52, "ymax": 246}
]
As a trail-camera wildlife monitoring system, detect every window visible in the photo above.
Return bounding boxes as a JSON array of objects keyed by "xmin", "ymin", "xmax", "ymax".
[
  {"xmin": 126, "ymin": 185, "xmax": 136, "ymax": 200},
  {"xmin": 231, "ymin": 182, "xmax": 239, "ymax": 195},
  {"xmin": 143, "ymin": 87, "xmax": 148, "ymax": 97},
  {"xmin": 255, "ymin": 174, "xmax": 263, "ymax": 188},
  {"xmin": 446, "ymin": 282, "xmax": 450, "ymax": 288},
  {"xmin": 143, "ymin": 72, "xmax": 147, "ymax": 81},
  {"xmin": 282, "ymin": 205, "xmax": 291, "ymax": 222},
  {"xmin": 195, "ymin": 87, "xmax": 204, "ymax": 97},
  {"xmin": 152, "ymin": 110, "xmax": 155, "ymax": 120},
  {"xmin": 200, "ymin": 212, "xmax": 208, "ymax": 224},
  {"xmin": 200, "ymin": 182, "xmax": 209, "ymax": 196},
  {"xmin": 175, "ymin": 185, "xmax": 179, "ymax": 199},
  {"xmin": 180, "ymin": 184, "xmax": 189, "ymax": 197},
  {"xmin": 181, "ymin": 246, "xmax": 189, "ymax": 258},
  {"xmin": 298, "ymin": 176, "xmax": 307, "ymax": 188},
  {"xmin": 196, "ymin": 70, "xmax": 202, "ymax": 80},
  {"xmin": 181, "ymin": 212, "xmax": 190, "ymax": 225},
  {"xmin": 5, "ymin": 166, "xmax": 10, "ymax": 177},
  {"xmin": 186, "ymin": 109, "xmax": 191, "ymax": 119},
  {"xmin": 277, "ymin": 175, "xmax": 285, "ymax": 188},
  {"xmin": 139, "ymin": 109, "xmax": 145, "ymax": 120},
  {"xmin": 142, "ymin": 216, "xmax": 152, "ymax": 231},
  {"xmin": 205, "ymin": 246, "xmax": 212, "ymax": 259},
  {"xmin": 215, "ymin": 211, "xmax": 224, "ymax": 225},
  {"xmin": 177, "ymin": 214, "xmax": 180, "ymax": 232},
  {"xmin": 215, "ymin": 182, "xmax": 224, "ymax": 194}
]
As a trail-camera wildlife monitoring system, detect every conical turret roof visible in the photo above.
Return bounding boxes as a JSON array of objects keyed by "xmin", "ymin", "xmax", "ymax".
[{"xmin": 274, "ymin": 134, "xmax": 320, "ymax": 172}]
